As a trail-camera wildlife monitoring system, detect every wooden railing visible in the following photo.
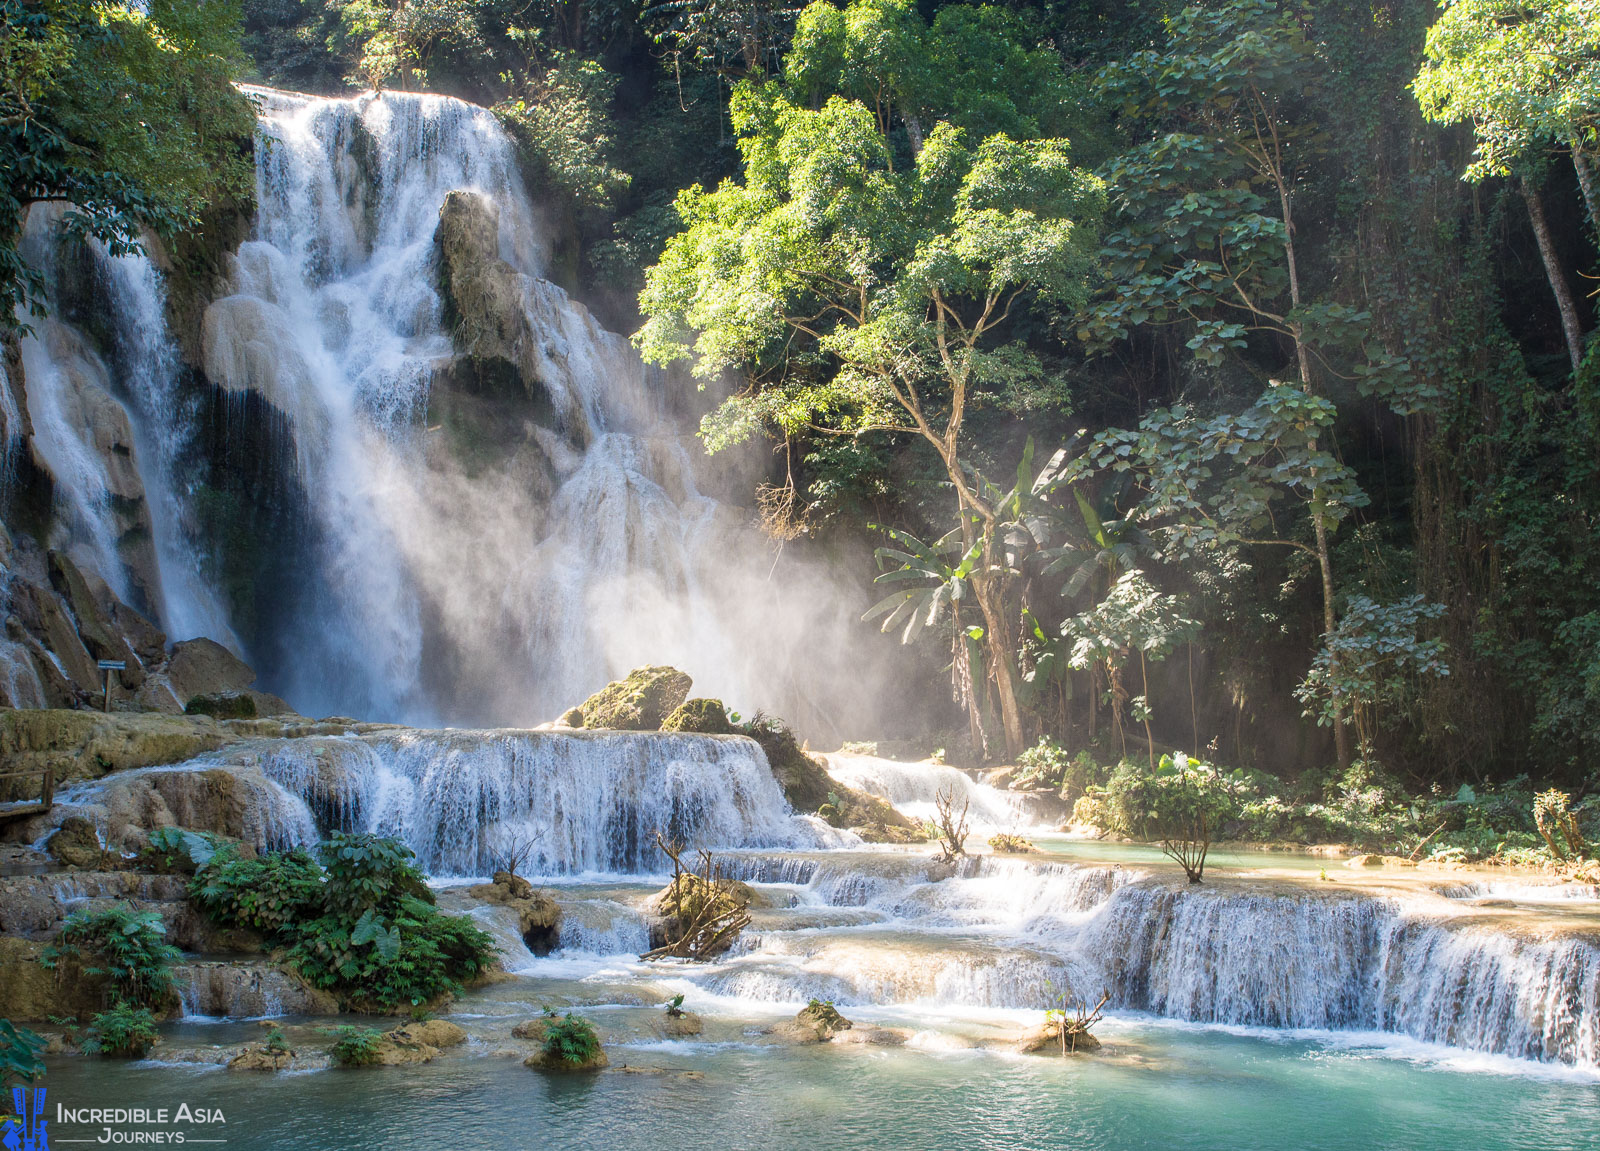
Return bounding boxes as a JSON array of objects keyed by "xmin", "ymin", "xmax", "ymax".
[{"xmin": 0, "ymin": 765, "xmax": 54, "ymax": 813}]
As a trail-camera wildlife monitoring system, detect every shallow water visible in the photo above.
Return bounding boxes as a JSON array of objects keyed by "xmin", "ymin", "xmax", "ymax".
[{"xmin": 39, "ymin": 1012, "xmax": 1600, "ymax": 1151}]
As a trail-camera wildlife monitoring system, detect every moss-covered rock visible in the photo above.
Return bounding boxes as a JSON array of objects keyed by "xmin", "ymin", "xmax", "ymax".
[
  {"xmin": 0, "ymin": 937, "xmax": 107, "ymax": 1021},
  {"xmin": 184, "ymin": 691, "xmax": 257, "ymax": 720},
  {"xmin": 556, "ymin": 706, "xmax": 585, "ymax": 728},
  {"xmin": 0, "ymin": 710, "xmax": 236, "ymax": 796},
  {"xmin": 771, "ymin": 1001, "xmax": 853, "ymax": 1044},
  {"xmin": 661, "ymin": 698, "xmax": 735, "ymax": 734},
  {"xmin": 578, "ymin": 666, "xmax": 693, "ymax": 731},
  {"xmin": 467, "ymin": 872, "xmax": 562, "ymax": 955},
  {"xmin": 743, "ymin": 717, "xmax": 831, "ymax": 811}
]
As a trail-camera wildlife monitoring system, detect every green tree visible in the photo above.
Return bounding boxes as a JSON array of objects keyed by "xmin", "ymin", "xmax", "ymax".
[
  {"xmin": 637, "ymin": 4, "xmax": 1105, "ymax": 755},
  {"xmin": 1059, "ymin": 569, "xmax": 1199, "ymax": 767},
  {"xmin": 1, "ymin": 0, "xmax": 255, "ymax": 325},
  {"xmin": 1414, "ymin": 0, "xmax": 1600, "ymax": 370},
  {"xmin": 1086, "ymin": 0, "xmax": 1405, "ymax": 769}
]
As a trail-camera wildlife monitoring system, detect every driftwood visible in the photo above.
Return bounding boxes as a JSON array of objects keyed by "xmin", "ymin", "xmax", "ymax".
[{"xmin": 641, "ymin": 832, "xmax": 751, "ymax": 961}]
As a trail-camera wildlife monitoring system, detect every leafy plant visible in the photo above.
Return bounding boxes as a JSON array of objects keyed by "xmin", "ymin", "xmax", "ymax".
[
  {"xmin": 191, "ymin": 847, "xmax": 326, "ymax": 935},
  {"xmin": 190, "ymin": 836, "xmax": 497, "ymax": 1010},
  {"xmin": 664, "ymin": 994, "xmax": 686, "ymax": 1018},
  {"xmin": 144, "ymin": 828, "xmax": 224, "ymax": 874},
  {"xmin": 1013, "ymin": 736, "xmax": 1072, "ymax": 789},
  {"xmin": 316, "ymin": 832, "xmax": 434, "ymax": 920},
  {"xmin": 0, "ymin": 1019, "xmax": 46, "ymax": 1088},
  {"xmin": 262, "ymin": 1026, "xmax": 290, "ymax": 1057},
  {"xmin": 325, "ymin": 1025, "xmax": 384, "ymax": 1067},
  {"xmin": 40, "ymin": 906, "xmax": 180, "ymax": 1009},
  {"xmin": 81, "ymin": 1004, "xmax": 160, "ymax": 1058},
  {"xmin": 542, "ymin": 1013, "xmax": 601, "ymax": 1068}
]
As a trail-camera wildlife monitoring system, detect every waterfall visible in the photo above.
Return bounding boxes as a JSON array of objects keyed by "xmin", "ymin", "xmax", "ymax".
[
  {"xmin": 100, "ymin": 254, "xmax": 237, "ymax": 647},
  {"xmin": 823, "ymin": 753, "xmax": 1044, "ymax": 829},
  {"xmin": 1080, "ymin": 882, "xmax": 1600, "ymax": 1067},
  {"xmin": 7, "ymin": 206, "xmax": 232, "ymax": 644},
  {"xmin": 189, "ymin": 85, "xmax": 880, "ymax": 729},
  {"xmin": 169, "ymin": 728, "xmax": 835, "ymax": 875}
]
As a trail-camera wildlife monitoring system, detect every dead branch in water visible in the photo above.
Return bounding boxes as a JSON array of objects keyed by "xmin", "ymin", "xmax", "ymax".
[
  {"xmin": 641, "ymin": 831, "xmax": 752, "ymax": 961},
  {"xmin": 934, "ymin": 786, "xmax": 970, "ymax": 862}
]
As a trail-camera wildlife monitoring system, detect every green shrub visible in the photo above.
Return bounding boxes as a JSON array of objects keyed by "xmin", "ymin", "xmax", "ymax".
[
  {"xmin": 326, "ymin": 1025, "xmax": 384, "ymax": 1066},
  {"xmin": 189, "ymin": 835, "xmax": 498, "ymax": 1011},
  {"xmin": 82, "ymin": 1004, "xmax": 160, "ymax": 1057},
  {"xmin": 40, "ymin": 907, "xmax": 180, "ymax": 1009},
  {"xmin": 316, "ymin": 832, "xmax": 433, "ymax": 919},
  {"xmin": 1013, "ymin": 737, "xmax": 1072, "ymax": 789},
  {"xmin": 286, "ymin": 898, "xmax": 497, "ymax": 1010},
  {"xmin": 191, "ymin": 847, "xmax": 325, "ymax": 934},
  {"xmin": 542, "ymin": 1014, "xmax": 601, "ymax": 1068}
]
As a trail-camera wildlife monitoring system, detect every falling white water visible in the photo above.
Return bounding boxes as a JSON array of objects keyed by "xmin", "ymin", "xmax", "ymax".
[
  {"xmin": 1078, "ymin": 883, "xmax": 1600, "ymax": 1067},
  {"xmin": 168, "ymin": 728, "xmax": 840, "ymax": 874},
  {"xmin": 823, "ymin": 753, "xmax": 1044, "ymax": 829},
  {"xmin": 14, "ymin": 308, "xmax": 136, "ymax": 604},
  {"xmin": 100, "ymin": 253, "xmax": 238, "ymax": 647},
  {"xmin": 200, "ymin": 86, "xmax": 884, "ymax": 728},
  {"xmin": 7, "ymin": 205, "xmax": 234, "ymax": 644}
]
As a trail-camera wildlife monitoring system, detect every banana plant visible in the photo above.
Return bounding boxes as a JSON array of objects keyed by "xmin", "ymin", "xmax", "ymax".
[{"xmin": 863, "ymin": 525, "xmax": 984, "ymax": 645}]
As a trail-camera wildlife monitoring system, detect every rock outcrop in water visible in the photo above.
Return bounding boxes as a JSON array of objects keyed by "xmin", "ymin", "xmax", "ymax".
[{"xmin": 578, "ymin": 665, "xmax": 694, "ymax": 730}]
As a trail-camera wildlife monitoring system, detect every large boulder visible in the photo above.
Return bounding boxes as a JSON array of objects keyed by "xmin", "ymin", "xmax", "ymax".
[
  {"xmin": 46, "ymin": 816, "xmax": 104, "ymax": 868},
  {"xmin": 166, "ymin": 638, "xmax": 255, "ymax": 704},
  {"xmin": 434, "ymin": 191, "xmax": 528, "ymax": 372},
  {"xmin": 660, "ymin": 698, "xmax": 735, "ymax": 734},
  {"xmin": 578, "ymin": 666, "xmax": 693, "ymax": 731}
]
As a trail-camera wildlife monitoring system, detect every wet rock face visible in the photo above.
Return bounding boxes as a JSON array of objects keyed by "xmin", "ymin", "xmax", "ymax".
[
  {"xmin": 46, "ymin": 816, "xmax": 104, "ymax": 868},
  {"xmin": 0, "ymin": 936, "xmax": 107, "ymax": 1021},
  {"xmin": 167, "ymin": 637, "xmax": 256, "ymax": 703},
  {"xmin": 467, "ymin": 872, "xmax": 563, "ymax": 956},
  {"xmin": 578, "ymin": 666, "xmax": 693, "ymax": 731}
]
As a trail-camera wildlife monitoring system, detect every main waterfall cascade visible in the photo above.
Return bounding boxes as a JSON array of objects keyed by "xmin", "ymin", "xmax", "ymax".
[
  {"xmin": 195, "ymin": 86, "xmax": 875, "ymax": 727},
  {"xmin": 3, "ymin": 85, "xmax": 896, "ymax": 730}
]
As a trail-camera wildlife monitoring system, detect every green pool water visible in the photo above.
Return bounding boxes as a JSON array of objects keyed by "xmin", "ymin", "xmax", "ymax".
[{"xmin": 36, "ymin": 1016, "xmax": 1600, "ymax": 1150}]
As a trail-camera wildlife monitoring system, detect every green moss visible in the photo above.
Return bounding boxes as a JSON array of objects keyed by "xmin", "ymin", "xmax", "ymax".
[
  {"xmin": 578, "ymin": 666, "xmax": 692, "ymax": 730},
  {"xmin": 184, "ymin": 692, "xmax": 257, "ymax": 720},
  {"xmin": 661, "ymin": 698, "xmax": 734, "ymax": 734}
]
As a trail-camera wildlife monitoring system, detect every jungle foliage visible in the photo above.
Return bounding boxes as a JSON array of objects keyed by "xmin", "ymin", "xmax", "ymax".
[
  {"xmin": 27, "ymin": 0, "xmax": 1596, "ymax": 802},
  {"xmin": 192, "ymin": 833, "xmax": 498, "ymax": 1009}
]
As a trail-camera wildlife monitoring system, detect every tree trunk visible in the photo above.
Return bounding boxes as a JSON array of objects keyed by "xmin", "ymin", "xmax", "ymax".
[
  {"xmin": 1573, "ymin": 143, "xmax": 1600, "ymax": 239},
  {"xmin": 1523, "ymin": 180, "xmax": 1586, "ymax": 372},
  {"xmin": 1312, "ymin": 508, "xmax": 1350, "ymax": 772},
  {"xmin": 971, "ymin": 568, "xmax": 1025, "ymax": 760}
]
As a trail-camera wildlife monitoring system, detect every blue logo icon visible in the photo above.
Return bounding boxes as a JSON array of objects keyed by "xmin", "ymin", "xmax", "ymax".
[{"xmin": 2, "ymin": 1086, "xmax": 47, "ymax": 1151}]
